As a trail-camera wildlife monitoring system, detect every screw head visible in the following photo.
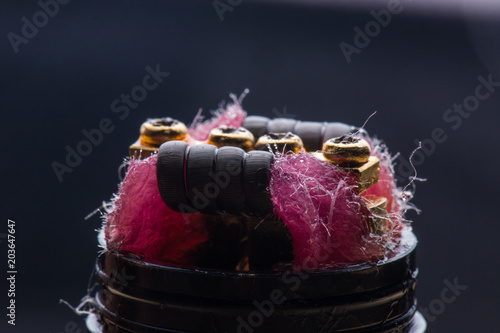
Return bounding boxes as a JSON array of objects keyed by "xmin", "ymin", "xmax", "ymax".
[
  {"xmin": 207, "ymin": 126, "xmax": 255, "ymax": 151},
  {"xmin": 322, "ymin": 135, "xmax": 371, "ymax": 167},
  {"xmin": 139, "ymin": 118, "xmax": 188, "ymax": 147},
  {"xmin": 255, "ymin": 132, "xmax": 304, "ymax": 154}
]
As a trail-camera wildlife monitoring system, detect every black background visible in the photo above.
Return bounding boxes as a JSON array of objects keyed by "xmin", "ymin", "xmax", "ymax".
[{"xmin": 1, "ymin": 0, "xmax": 499, "ymax": 332}]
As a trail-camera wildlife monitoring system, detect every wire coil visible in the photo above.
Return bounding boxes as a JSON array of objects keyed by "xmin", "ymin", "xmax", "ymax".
[
  {"xmin": 157, "ymin": 141, "xmax": 274, "ymax": 217},
  {"xmin": 243, "ymin": 116, "xmax": 355, "ymax": 151}
]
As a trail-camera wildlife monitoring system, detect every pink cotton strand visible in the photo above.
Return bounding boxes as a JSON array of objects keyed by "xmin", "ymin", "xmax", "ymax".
[
  {"xmin": 270, "ymin": 153, "xmax": 388, "ymax": 271},
  {"xmin": 104, "ymin": 154, "xmax": 209, "ymax": 267},
  {"xmin": 361, "ymin": 135, "xmax": 409, "ymax": 237},
  {"xmin": 188, "ymin": 89, "xmax": 249, "ymax": 141},
  {"xmin": 364, "ymin": 138, "xmax": 400, "ymax": 213}
]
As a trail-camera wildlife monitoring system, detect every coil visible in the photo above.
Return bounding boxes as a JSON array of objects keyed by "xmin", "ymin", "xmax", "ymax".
[
  {"xmin": 243, "ymin": 116, "xmax": 355, "ymax": 152},
  {"xmin": 157, "ymin": 117, "xmax": 356, "ymax": 216},
  {"xmin": 157, "ymin": 141, "xmax": 274, "ymax": 217}
]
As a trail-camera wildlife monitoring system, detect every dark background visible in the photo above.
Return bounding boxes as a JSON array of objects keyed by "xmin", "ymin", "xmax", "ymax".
[{"xmin": 1, "ymin": 0, "xmax": 499, "ymax": 332}]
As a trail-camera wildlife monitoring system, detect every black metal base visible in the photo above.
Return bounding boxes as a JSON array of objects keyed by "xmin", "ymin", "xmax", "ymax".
[{"xmin": 94, "ymin": 231, "xmax": 423, "ymax": 333}]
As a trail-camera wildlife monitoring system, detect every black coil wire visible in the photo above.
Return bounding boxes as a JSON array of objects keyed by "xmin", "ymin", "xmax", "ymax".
[
  {"xmin": 157, "ymin": 141, "xmax": 274, "ymax": 217},
  {"xmin": 157, "ymin": 117, "xmax": 356, "ymax": 217},
  {"xmin": 243, "ymin": 116, "xmax": 355, "ymax": 151}
]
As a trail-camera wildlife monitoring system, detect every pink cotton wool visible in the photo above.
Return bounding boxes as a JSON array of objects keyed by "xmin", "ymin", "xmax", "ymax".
[
  {"xmin": 188, "ymin": 91, "xmax": 247, "ymax": 141},
  {"xmin": 362, "ymin": 136, "xmax": 405, "ymax": 235},
  {"xmin": 105, "ymin": 154, "xmax": 209, "ymax": 267},
  {"xmin": 269, "ymin": 153, "xmax": 387, "ymax": 271}
]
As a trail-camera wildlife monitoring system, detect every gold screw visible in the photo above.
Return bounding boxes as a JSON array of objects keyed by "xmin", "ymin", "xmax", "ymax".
[
  {"xmin": 207, "ymin": 126, "xmax": 255, "ymax": 151},
  {"xmin": 322, "ymin": 135, "xmax": 371, "ymax": 167},
  {"xmin": 363, "ymin": 195, "xmax": 389, "ymax": 235},
  {"xmin": 321, "ymin": 135, "xmax": 378, "ymax": 193},
  {"xmin": 139, "ymin": 118, "xmax": 188, "ymax": 147},
  {"xmin": 255, "ymin": 133, "xmax": 304, "ymax": 154},
  {"xmin": 130, "ymin": 118, "xmax": 189, "ymax": 159},
  {"xmin": 342, "ymin": 156, "xmax": 380, "ymax": 193}
]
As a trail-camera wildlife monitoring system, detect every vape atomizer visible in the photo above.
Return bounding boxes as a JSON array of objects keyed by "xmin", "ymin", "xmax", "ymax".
[{"xmin": 85, "ymin": 112, "xmax": 426, "ymax": 333}]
